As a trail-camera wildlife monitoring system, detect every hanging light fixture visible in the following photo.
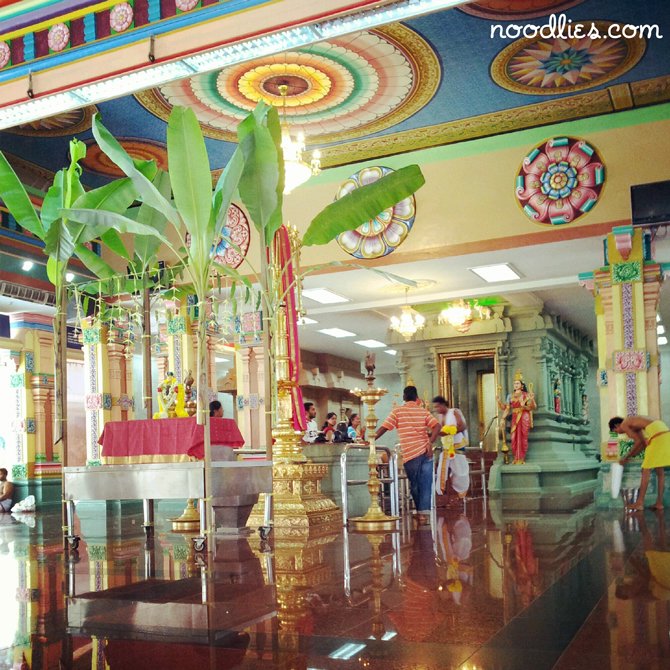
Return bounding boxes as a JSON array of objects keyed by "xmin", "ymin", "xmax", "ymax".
[
  {"xmin": 389, "ymin": 288, "xmax": 425, "ymax": 341},
  {"xmin": 278, "ymin": 83, "xmax": 321, "ymax": 194},
  {"xmin": 439, "ymin": 299, "xmax": 491, "ymax": 333}
]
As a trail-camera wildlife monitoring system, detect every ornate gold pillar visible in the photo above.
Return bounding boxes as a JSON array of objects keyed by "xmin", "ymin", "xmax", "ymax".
[{"xmin": 248, "ymin": 306, "xmax": 339, "ymax": 536}]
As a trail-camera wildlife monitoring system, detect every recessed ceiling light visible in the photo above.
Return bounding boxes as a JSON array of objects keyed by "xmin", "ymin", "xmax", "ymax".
[
  {"xmin": 469, "ymin": 263, "xmax": 521, "ymax": 283},
  {"xmin": 659, "ymin": 336, "xmax": 668, "ymax": 346},
  {"xmin": 302, "ymin": 288, "xmax": 350, "ymax": 304},
  {"xmin": 658, "ymin": 325, "xmax": 665, "ymax": 335},
  {"xmin": 297, "ymin": 316, "xmax": 318, "ymax": 325},
  {"xmin": 318, "ymin": 328, "xmax": 356, "ymax": 338},
  {"xmin": 65, "ymin": 272, "xmax": 75, "ymax": 282},
  {"xmin": 355, "ymin": 339, "xmax": 386, "ymax": 348},
  {"xmin": 22, "ymin": 260, "xmax": 34, "ymax": 271},
  {"xmin": 384, "ymin": 349, "xmax": 397, "ymax": 356}
]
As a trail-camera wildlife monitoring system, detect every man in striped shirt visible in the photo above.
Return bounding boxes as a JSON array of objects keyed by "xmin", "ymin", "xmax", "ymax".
[{"xmin": 375, "ymin": 386, "xmax": 440, "ymax": 523}]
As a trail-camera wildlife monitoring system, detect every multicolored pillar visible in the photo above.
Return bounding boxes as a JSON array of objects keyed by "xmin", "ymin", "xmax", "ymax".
[{"xmin": 580, "ymin": 226, "xmax": 663, "ymax": 446}]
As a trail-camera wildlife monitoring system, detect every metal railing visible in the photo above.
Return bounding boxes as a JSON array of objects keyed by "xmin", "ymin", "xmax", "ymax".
[{"xmin": 340, "ymin": 444, "xmax": 399, "ymax": 525}]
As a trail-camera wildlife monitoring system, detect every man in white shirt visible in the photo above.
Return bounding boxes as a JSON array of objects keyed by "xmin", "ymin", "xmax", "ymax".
[
  {"xmin": 303, "ymin": 402, "xmax": 319, "ymax": 444},
  {"xmin": 432, "ymin": 396, "xmax": 469, "ymax": 499}
]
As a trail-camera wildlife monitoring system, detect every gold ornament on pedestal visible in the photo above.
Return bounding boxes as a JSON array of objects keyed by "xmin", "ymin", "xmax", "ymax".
[
  {"xmin": 153, "ymin": 372, "xmax": 188, "ymax": 419},
  {"xmin": 349, "ymin": 353, "xmax": 399, "ymax": 531}
]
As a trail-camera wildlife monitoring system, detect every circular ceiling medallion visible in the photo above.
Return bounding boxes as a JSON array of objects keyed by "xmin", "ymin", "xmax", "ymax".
[
  {"xmin": 135, "ymin": 23, "xmax": 440, "ymax": 145},
  {"xmin": 81, "ymin": 138, "xmax": 168, "ymax": 177},
  {"xmin": 5, "ymin": 106, "xmax": 97, "ymax": 136},
  {"xmin": 491, "ymin": 22, "xmax": 645, "ymax": 94},
  {"xmin": 460, "ymin": 0, "xmax": 584, "ymax": 20},
  {"xmin": 110, "ymin": 3, "xmax": 133, "ymax": 33},
  {"xmin": 212, "ymin": 204, "xmax": 250, "ymax": 270},
  {"xmin": 48, "ymin": 23, "xmax": 70, "ymax": 52},
  {"xmin": 336, "ymin": 166, "xmax": 416, "ymax": 259},
  {"xmin": 515, "ymin": 136, "xmax": 605, "ymax": 226}
]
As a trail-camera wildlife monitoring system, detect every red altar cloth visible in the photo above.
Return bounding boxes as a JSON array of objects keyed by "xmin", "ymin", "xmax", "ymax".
[{"xmin": 99, "ymin": 418, "xmax": 245, "ymax": 464}]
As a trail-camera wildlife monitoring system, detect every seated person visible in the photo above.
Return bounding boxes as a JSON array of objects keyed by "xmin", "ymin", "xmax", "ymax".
[
  {"xmin": 321, "ymin": 412, "xmax": 338, "ymax": 442},
  {"xmin": 303, "ymin": 402, "xmax": 319, "ymax": 444},
  {"xmin": 347, "ymin": 413, "xmax": 365, "ymax": 442},
  {"xmin": 209, "ymin": 400, "xmax": 224, "ymax": 418},
  {"xmin": 333, "ymin": 422, "xmax": 352, "ymax": 443},
  {"xmin": 0, "ymin": 468, "xmax": 14, "ymax": 513}
]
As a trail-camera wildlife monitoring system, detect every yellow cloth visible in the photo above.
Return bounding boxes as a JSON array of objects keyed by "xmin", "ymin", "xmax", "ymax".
[
  {"xmin": 641, "ymin": 420, "xmax": 670, "ymax": 469},
  {"xmin": 646, "ymin": 550, "xmax": 670, "ymax": 600}
]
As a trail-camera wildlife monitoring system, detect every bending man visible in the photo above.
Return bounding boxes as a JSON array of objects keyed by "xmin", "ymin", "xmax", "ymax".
[{"xmin": 609, "ymin": 415, "xmax": 670, "ymax": 511}]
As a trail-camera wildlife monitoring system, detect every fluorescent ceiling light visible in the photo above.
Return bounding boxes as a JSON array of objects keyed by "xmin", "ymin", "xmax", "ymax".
[
  {"xmin": 65, "ymin": 272, "xmax": 75, "ymax": 282},
  {"xmin": 215, "ymin": 357, "xmax": 231, "ymax": 363},
  {"xmin": 658, "ymin": 325, "xmax": 665, "ymax": 335},
  {"xmin": 659, "ymin": 336, "xmax": 668, "ymax": 346},
  {"xmin": 318, "ymin": 328, "xmax": 356, "ymax": 338},
  {"xmin": 21, "ymin": 261, "xmax": 34, "ymax": 271},
  {"xmin": 355, "ymin": 339, "xmax": 386, "ymax": 348},
  {"xmin": 469, "ymin": 263, "xmax": 521, "ymax": 283},
  {"xmin": 328, "ymin": 643, "xmax": 366, "ymax": 660},
  {"xmin": 384, "ymin": 349, "xmax": 397, "ymax": 356},
  {"xmin": 302, "ymin": 288, "xmax": 349, "ymax": 304},
  {"xmin": 297, "ymin": 316, "xmax": 318, "ymax": 325},
  {"xmin": 657, "ymin": 314, "xmax": 662, "ymax": 322}
]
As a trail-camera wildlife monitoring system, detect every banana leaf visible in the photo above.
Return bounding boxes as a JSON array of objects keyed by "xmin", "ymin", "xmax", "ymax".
[{"xmin": 303, "ymin": 164, "xmax": 425, "ymax": 246}]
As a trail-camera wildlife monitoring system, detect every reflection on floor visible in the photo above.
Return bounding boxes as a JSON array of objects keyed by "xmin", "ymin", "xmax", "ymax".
[{"xmin": 0, "ymin": 500, "xmax": 668, "ymax": 669}]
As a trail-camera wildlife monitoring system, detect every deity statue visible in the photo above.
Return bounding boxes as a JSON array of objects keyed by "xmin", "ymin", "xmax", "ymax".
[
  {"xmin": 581, "ymin": 393, "xmax": 589, "ymax": 424},
  {"xmin": 153, "ymin": 371, "xmax": 188, "ymax": 419},
  {"xmin": 497, "ymin": 370, "xmax": 536, "ymax": 465},
  {"xmin": 364, "ymin": 352, "xmax": 376, "ymax": 377},
  {"xmin": 183, "ymin": 370, "xmax": 197, "ymax": 417},
  {"xmin": 553, "ymin": 378, "xmax": 561, "ymax": 414}
]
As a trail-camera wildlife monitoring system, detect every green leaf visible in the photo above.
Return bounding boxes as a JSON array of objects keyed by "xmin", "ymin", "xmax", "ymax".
[
  {"xmin": 303, "ymin": 165, "xmax": 425, "ymax": 246},
  {"xmin": 65, "ymin": 208, "xmax": 168, "ymax": 244},
  {"xmin": 0, "ymin": 151, "xmax": 43, "ymax": 237},
  {"xmin": 134, "ymin": 170, "xmax": 172, "ymax": 267},
  {"xmin": 75, "ymin": 244, "xmax": 117, "ymax": 279},
  {"xmin": 72, "ymin": 177, "xmax": 138, "ymax": 214},
  {"xmin": 167, "ymin": 107, "xmax": 212, "ymax": 251},
  {"xmin": 99, "ymin": 229, "xmax": 130, "ymax": 260},
  {"xmin": 237, "ymin": 107, "xmax": 282, "ymax": 246},
  {"xmin": 44, "ymin": 218, "xmax": 74, "ymax": 265},
  {"xmin": 40, "ymin": 172, "xmax": 64, "ymax": 231},
  {"xmin": 92, "ymin": 114, "xmax": 179, "ymax": 225},
  {"xmin": 46, "ymin": 257, "xmax": 57, "ymax": 285},
  {"xmin": 212, "ymin": 147, "xmax": 245, "ymax": 240}
]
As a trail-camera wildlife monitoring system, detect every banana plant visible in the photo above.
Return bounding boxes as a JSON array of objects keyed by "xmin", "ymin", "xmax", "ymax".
[
  {"xmin": 65, "ymin": 101, "xmax": 425, "ymax": 542},
  {"xmin": 0, "ymin": 141, "xmax": 164, "ymax": 513}
]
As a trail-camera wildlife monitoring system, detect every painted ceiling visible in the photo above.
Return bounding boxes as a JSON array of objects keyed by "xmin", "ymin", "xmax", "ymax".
[{"xmin": 0, "ymin": 0, "xmax": 669, "ymax": 191}]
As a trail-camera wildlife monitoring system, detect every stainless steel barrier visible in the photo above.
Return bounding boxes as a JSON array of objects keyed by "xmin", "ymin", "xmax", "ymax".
[{"xmin": 340, "ymin": 444, "xmax": 399, "ymax": 525}]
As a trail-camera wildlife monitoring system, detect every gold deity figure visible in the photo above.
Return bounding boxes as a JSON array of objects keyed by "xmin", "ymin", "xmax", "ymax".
[{"xmin": 153, "ymin": 372, "xmax": 188, "ymax": 419}]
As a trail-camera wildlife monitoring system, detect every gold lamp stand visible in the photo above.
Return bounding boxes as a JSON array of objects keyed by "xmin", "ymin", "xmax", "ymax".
[{"xmin": 348, "ymin": 363, "xmax": 399, "ymax": 531}]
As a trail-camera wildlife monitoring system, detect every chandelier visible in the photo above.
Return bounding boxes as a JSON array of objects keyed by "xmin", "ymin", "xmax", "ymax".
[
  {"xmin": 390, "ymin": 289, "xmax": 425, "ymax": 341},
  {"xmin": 278, "ymin": 84, "xmax": 321, "ymax": 194},
  {"xmin": 438, "ymin": 299, "xmax": 491, "ymax": 333}
]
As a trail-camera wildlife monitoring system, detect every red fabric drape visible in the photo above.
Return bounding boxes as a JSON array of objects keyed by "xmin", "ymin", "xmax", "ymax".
[{"xmin": 272, "ymin": 226, "xmax": 307, "ymax": 432}]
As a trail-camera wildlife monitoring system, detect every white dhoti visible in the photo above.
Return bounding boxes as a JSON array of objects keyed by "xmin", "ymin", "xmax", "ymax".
[
  {"xmin": 436, "ymin": 451, "xmax": 470, "ymax": 497},
  {"xmin": 0, "ymin": 499, "xmax": 13, "ymax": 512}
]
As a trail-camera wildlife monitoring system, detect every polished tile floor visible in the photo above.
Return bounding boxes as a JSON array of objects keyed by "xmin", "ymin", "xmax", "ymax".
[{"xmin": 0, "ymin": 500, "xmax": 668, "ymax": 669}]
